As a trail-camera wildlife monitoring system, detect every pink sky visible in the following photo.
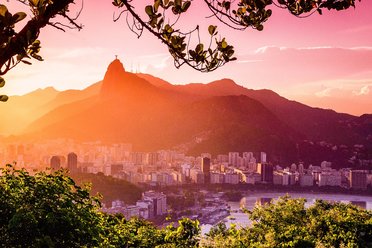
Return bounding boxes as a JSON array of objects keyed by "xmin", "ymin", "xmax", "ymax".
[{"xmin": 3, "ymin": 0, "xmax": 372, "ymax": 115}]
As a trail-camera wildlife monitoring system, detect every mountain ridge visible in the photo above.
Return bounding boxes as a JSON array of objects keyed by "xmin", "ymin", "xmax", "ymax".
[{"xmin": 2, "ymin": 59, "xmax": 370, "ymax": 167}]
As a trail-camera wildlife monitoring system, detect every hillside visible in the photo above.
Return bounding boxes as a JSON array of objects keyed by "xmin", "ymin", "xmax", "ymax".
[{"xmin": 2, "ymin": 59, "xmax": 370, "ymax": 166}]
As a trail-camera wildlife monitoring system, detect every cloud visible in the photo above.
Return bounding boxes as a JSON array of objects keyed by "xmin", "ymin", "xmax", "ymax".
[
  {"xmin": 315, "ymin": 88, "xmax": 333, "ymax": 98},
  {"xmin": 253, "ymin": 46, "xmax": 284, "ymax": 54},
  {"xmin": 353, "ymin": 85, "xmax": 371, "ymax": 96}
]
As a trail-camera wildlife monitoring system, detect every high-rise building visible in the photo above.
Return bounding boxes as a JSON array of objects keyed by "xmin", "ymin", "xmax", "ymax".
[
  {"xmin": 50, "ymin": 156, "xmax": 61, "ymax": 171},
  {"xmin": 201, "ymin": 157, "xmax": 211, "ymax": 183},
  {"xmin": 257, "ymin": 163, "xmax": 273, "ymax": 183},
  {"xmin": 201, "ymin": 157, "xmax": 211, "ymax": 173},
  {"xmin": 228, "ymin": 152, "xmax": 239, "ymax": 166},
  {"xmin": 260, "ymin": 152, "xmax": 267, "ymax": 163},
  {"xmin": 67, "ymin": 152, "xmax": 78, "ymax": 174}
]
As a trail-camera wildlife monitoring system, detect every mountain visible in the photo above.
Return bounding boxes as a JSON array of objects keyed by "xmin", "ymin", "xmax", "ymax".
[
  {"xmin": 138, "ymin": 74, "xmax": 366, "ymax": 146},
  {"xmin": 0, "ymin": 87, "xmax": 59, "ymax": 135},
  {"xmin": 4, "ymin": 59, "xmax": 370, "ymax": 167}
]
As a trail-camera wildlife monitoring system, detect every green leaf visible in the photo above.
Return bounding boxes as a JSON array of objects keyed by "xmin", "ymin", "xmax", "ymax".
[{"xmin": 0, "ymin": 95, "xmax": 8, "ymax": 102}]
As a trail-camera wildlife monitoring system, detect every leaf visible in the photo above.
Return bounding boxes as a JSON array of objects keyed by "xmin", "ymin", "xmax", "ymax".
[
  {"xmin": 29, "ymin": 0, "xmax": 39, "ymax": 7},
  {"xmin": 12, "ymin": 12, "xmax": 27, "ymax": 23},
  {"xmin": 257, "ymin": 24, "xmax": 264, "ymax": 31},
  {"xmin": 0, "ymin": 4, "xmax": 8, "ymax": 16},
  {"xmin": 182, "ymin": 1, "xmax": 191, "ymax": 12},
  {"xmin": 0, "ymin": 77, "xmax": 5, "ymax": 88},
  {"xmin": 175, "ymin": 0, "xmax": 182, "ymax": 7},
  {"xmin": 221, "ymin": 40, "xmax": 227, "ymax": 49},
  {"xmin": 145, "ymin": 5, "xmax": 154, "ymax": 16},
  {"xmin": 195, "ymin": 43, "xmax": 204, "ymax": 54},
  {"xmin": 154, "ymin": 0, "xmax": 161, "ymax": 12},
  {"xmin": 224, "ymin": 1, "xmax": 231, "ymax": 11},
  {"xmin": 208, "ymin": 25, "xmax": 217, "ymax": 36},
  {"xmin": 22, "ymin": 60, "xmax": 32, "ymax": 65},
  {"xmin": 0, "ymin": 95, "xmax": 8, "ymax": 102}
]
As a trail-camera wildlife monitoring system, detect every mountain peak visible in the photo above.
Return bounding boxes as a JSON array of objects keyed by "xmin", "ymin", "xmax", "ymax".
[
  {"xmin": 106, "ymin": 59, "xmax": 125, "ymax": 75},
  {"xmin": 100, "ymin": 59, "xmax": 126, "ymax": 98}
]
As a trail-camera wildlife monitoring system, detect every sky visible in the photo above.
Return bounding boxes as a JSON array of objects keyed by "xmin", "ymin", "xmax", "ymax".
[{"xmin": 3, "ymin": 0, "xmax": 372, "ymax": 115}]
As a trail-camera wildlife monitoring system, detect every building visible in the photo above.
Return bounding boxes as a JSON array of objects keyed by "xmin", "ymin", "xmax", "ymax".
[
  {"xmin": 349, "ymin": 170, "xmax": 367, "ymax": 189},
  {"xmin": 228, "ymin": 152, "xmax": 239, "ymax": 167},
  {"xmin": 260, "ymin": 152, "xmax": 267, "ymax": 163},
  {"xmin": 142, "ymin": 191, "xmax": 167, "ymax": 216},
  {"xmin": 67, "ymin": 152, "xmax": 78, "ymax": 173},
  {"xmin": 225, "ymin": 172, "xmax": 239, "ymax": 184},
  {"xmin": 50, "ymin": 156, "xmax": 61, "ymax": 171},
  {"xmin": 136, "ymin": 200, "xmax": 154, "ymax": 219},
  {"xmin": 201, "ymin": 157, "xmax": 211, "ymax": 183},
  {"xmin": 257, "ymin": 163, "xmax": 273, "ymax": 183},
  {"xmin": 190, "ymin": 168, "xmax": 205, "ymax": 184},
  {"xmin": 124, "ymin": 205, "xmax": 141, "ymax": 219},
  {"xmin": 217, "ymin": 154, "xmax": 229, "ymax": 163},
  {"xmin": 299, "ymin": 174, "xmax": 313, "ymax": 187},
  {"xmin": 210, "ymin": 172, "xmax": 225, "ymax": 184},
  {"xmin": 273, "ymin": 172, "xmax": 283, "ymax": 185},
  {"xmin": 319, "ymin": 171, "xmax": 341, "ymax": 187}
]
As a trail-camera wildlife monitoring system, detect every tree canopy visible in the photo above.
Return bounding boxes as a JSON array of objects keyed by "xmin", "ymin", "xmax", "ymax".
[
  {"xmin": 1, "ymin": 164, "xmax": 372, "ymax": 247},
  {"xmin": 0, "ymin": 0, "xmax": 362, "ymax": 101}
]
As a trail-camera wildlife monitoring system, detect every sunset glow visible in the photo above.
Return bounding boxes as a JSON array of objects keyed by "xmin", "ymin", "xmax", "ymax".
[{"xmin": 3, "ymin": 0, "xmax": 372, "ymax": 115}]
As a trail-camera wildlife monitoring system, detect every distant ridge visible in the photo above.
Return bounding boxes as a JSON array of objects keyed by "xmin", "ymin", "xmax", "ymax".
[{"xmin": 2, "ymin": 59, "xmax": 370, "ymax": 167}]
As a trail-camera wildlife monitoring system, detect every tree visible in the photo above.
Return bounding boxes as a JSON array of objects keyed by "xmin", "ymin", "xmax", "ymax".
[
  {"xmin": 1, "ymin": 166, "xmax": 371, "ymax": 247},
  {"xmin": 0, "ymin": 164, "xmax": 103, "ymax": 247},
  {"xmin": 202, "ymin": 195, "xmax": 372, "ymax": 248},
  {"xmin": 0, "ymin": 164, "xmax": 202, "ymax": 247},
  {"xmin": 0, "ymin": 0, "xmax": 362, "ymax": 101}
]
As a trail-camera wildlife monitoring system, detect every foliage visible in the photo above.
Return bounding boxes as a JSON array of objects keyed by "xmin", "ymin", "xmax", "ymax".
[
  {"xmin": 202, "ymin": 195, "xmax": 372, "ymax": 248},
  {"xmin": 1, "ymin": 165, "xmax": 371, "ymax": 247},
  {"xmin": 0, "ymin": 164, "xmax": 103, "ymax": 247},
  {"xmin": 72, "ymin": 172, "xmax": 142, "ymax": 205},
  {"xmin": 113, "ymin": 0, "xmax": 361, "ymax": 72},
  {"xmin": 164, "ymin": 218, "xmax": 201, "ymax": 247}
]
